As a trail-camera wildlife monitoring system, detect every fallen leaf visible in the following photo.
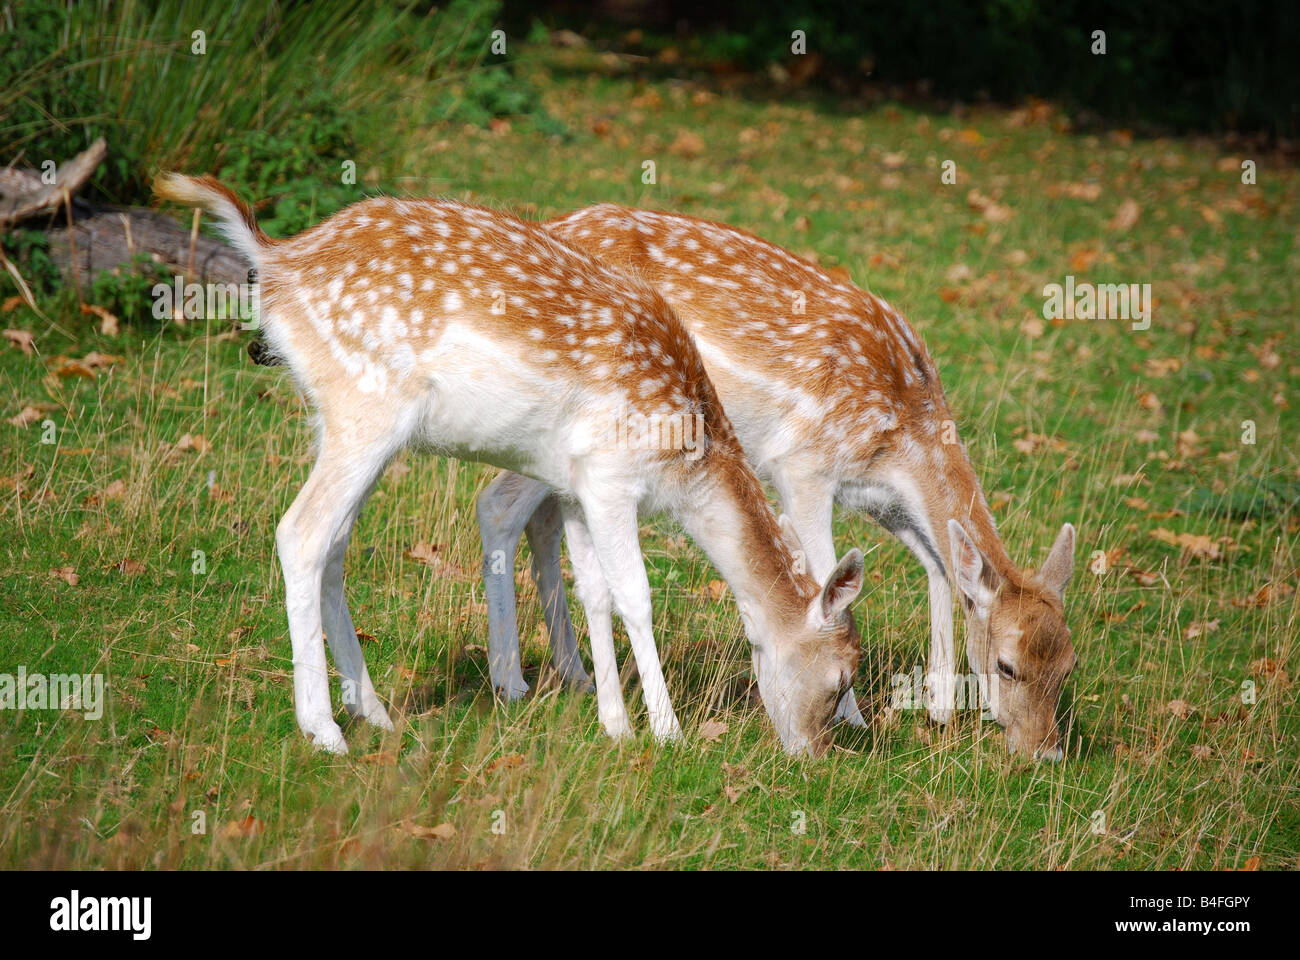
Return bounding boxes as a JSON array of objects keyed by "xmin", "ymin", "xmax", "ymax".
[
  {"xmin": 50, "ymin": 566, "xmax": 79, "ymax": 586},
  {"xmin": 1108, "ymin": 198, "xmax": 1141, "ymax": 232},
  {"xmin": 221, "ymin": 816, "xmax": 265, "ymax": 838},
  {"xmin": 1150, "ymin": 528, "xmax": 1220, "ymax": 560},
  {"xmin": 698, "ymin": 719, "xmax": 728, "ymax": 743},
  {"xmin": 174, "ymin": 433, "xmax": 211, "ymax": 455},
  {"xmin": 486, "ymin": 753, "xmax": 526, "ymax": 774},
  {"xmin": 400, "ymin": 820, "xmax": 455, "ymax": 840},
  {"xmin": 1182, "ymin": 618, "xmax": 1220, "ymax": 640},
  {"xmin": 1167, "ymin": 699, "xmax": 1195, "ymax": 719},
  {"xmin": 3, "ymin": 329, "xmax": 34, "ymax": 354},
  {"xmin": 405, "ymin": 541, "xmax": 441, "ymax": 565},
  {"xmin": 7, "ymin": 405, "xmax": 43, "ymax": 427},
  {"xmin": 80, "ymin": 303, "xmax": 119, "ymax": 336},
  {"xmin": 669, "ymin": 130, "xmax": 705, "ymax": 158}
]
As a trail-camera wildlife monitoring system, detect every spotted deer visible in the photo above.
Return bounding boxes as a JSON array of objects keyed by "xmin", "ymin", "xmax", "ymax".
[
  {"xmin": 479, "ymin": 205, "xmax": 1076, "ymax": 760},
  {"xmin": 154, "ymin": 175, "xmax": 865, "ymax": 756}
]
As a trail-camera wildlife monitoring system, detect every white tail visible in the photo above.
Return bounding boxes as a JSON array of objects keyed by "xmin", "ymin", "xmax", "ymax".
[
  {"xmin": 479, "ymin": 204, "xmax": 1077, "ymax": 760},
  {"xmin": 155, "ymin": 175, "xmax": 864, "ymax": 755}
]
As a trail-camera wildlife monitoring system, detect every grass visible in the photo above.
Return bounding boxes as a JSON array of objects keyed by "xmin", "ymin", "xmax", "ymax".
[{"xmin": 1, "ymin": 43, "xmax": 1297, "ymax": 869}]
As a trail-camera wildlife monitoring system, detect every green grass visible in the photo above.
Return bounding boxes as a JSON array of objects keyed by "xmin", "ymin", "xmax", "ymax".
[{"xmin": 1, "ymin": 45, "xmax": 1297, "ymax": 869}]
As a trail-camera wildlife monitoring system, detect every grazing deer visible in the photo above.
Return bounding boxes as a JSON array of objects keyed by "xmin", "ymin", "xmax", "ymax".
[
  {"xmin": 479, "ymin": 205, "xmax": 1076, "ymax": 760},
  {"xmin": 153, "ymin": 175, "xmax": 864, "ymax": 756}
]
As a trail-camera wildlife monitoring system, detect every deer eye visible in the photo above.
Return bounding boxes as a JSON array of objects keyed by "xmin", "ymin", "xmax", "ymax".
[{"xmin": 996, "ymin": 659, "xmax": 1017, "ymax": 682}]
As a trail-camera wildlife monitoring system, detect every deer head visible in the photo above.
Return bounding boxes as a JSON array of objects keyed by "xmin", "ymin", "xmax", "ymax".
[{"xmin": 949, "ymin": 519, "xmax": 1076, "ymax": 760}]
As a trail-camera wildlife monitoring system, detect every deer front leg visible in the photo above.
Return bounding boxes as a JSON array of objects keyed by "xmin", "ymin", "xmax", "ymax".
[
  {"xmin": 524, "ymin": 491, "xmax": 594, "ymax": 692},
  {"xmin": 577, "ymin": 495, "xmax": 682, "ymax": 744},
  {"xmin": 477, "ymin": 471, "xmax": 553, "ymax": 700},
  {"xmin": 891, "ymin": 526, "xmax": 956, "ymax": 724},
  {"xmin": 925, "ymin": 573, "xmax": 956, "ymax": 724},
  {"xmin": 561, "ymin": 504, "xmax": 632, "ymax": 739},
  {"xmin": 771, "ymin": 469, "xmax": 867, "ymax": 727}
]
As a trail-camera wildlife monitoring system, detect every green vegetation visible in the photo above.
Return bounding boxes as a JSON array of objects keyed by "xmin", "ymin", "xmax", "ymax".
[{"xmin": 0, "ymin": 31, "xmax": 1295, "ymax": 869}]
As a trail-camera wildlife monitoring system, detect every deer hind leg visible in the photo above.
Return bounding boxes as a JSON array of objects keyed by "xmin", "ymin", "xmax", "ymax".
[
  {"xmin": 524, "ymin": 490, "xmax": 593, "ymax": 692},
  {"xmin": 561, "ymin": 502, "xmax": 632, "ymax": 739},
  {"xmin": 477, "ymin": 471, "xmax": 552, "ymax": 700},
  {"xmin": 772, "ymin": 472, "xmax": 867, "ymax": 727},
  {"xmin": 576, "ymin": 493, "xmax": 682, "ymax": 743},
  {"xmin": 277, "ymin": 425, "xmax": 404, "ymax": 754}
]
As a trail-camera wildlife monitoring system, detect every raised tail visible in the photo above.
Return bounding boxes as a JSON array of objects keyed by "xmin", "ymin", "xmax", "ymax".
[{"xmin": 153, "ymin": 173, "xmax": 271, "ymax": 265}]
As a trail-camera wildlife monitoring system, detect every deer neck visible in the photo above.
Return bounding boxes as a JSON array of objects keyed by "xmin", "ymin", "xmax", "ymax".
[
  {"xmin": 671, "ymin": 439, "xmax": 816, "ymax": 639},
  {"xmin": 908, "ymin": 434, "xmax": 1018, "ymax": 587}
]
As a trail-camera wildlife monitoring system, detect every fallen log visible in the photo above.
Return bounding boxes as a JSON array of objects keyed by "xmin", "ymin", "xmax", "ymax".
[
  {"xmin": 44, "ymin": 204, "xmax": 253, "ymax": 287},
  {"xmin": 3, "ymin": 139, "xmax": 249, "ymax": 287}
]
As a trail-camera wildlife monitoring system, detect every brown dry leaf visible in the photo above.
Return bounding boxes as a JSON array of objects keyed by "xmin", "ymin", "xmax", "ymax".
[
  {"xmin": 1069, "ymin": 248, "xmax": 1099, "ymax": 272},
  {"xmin": 359, "ymin": 751, "xmax": 397, "ymax": 765},
  {"xmin": 1143, "ymin": 357, "xmax": 1182, "ymax": 377},
  {"xmin": 221, "ymin": 816, "xmax": 265, "ymax": 838},
  {"xmin": 698, "ymin": 719, "xmax": 728, "ymax": 743},
  {"xmin": 400, "ymin": 820, "xmax": 455, "ymax": 840},
  {"xmin": 7, "ymin": 405, "xmax": 43, "ymax": 427},
  {"xmin": 703, "ymin": 579, "xmax": 727, "ymax": 601},
  {"xmin": 1129, "ymin": 567, "xmax": 1161, "ymax": 587},
  {"xmin": 50, "ymin": 358, "xmax": 95, "ymax": 379},
  {"xmin": 1123, "ymin": 496, "xmax": 1150, "ymax": 510},
  {"xmin": 1108, "ymin": 198, "xmax": 1141, "ymax": 232},
  {"xmin": 1249, "ymin": 658, "xmax": 1279, "ymax": 677},
  {"xmin": 1055, "ymin": 181, "xmax": 1103, "ymax": 201},
  {"xmin": 1167, "ymin": 699, "xmax": 1195, "ymax": 719},
  {"xmin": 1011, "ymin": 431, "xmax": 1068, "ymax": 455},
  {"xmin": 1, "ymin": 296, "xmax": 24, "ymax": 312},
  {"xmin": 174, "ymin": 433, "xmax": 211, "ymax": 455},
  {"xmin": 1020, "ymin": 316, "xmax": 1045, "ymax": 338},
  {"xmin": 669, "ymin": 130, "xmax": 705, "ymax": 158},
  {"xmin": 1237, "ymin": 856, "xmax": 1261, "ymax": 871},
  {"xmin": 404, "ymin": 541, "xmax": 441, "ymax": 565},
  {"xmin": 4, "ymin": 328, "xmax": 34, "ymax": 354},
  {"xmin": 1150, "ymin": 528, "xmax": 1220, "ymax": 560},
  {"xmin": 1182, "ymin": 618, "xmax": 1220, "ymax": 640},
  {"xmin": 79, "ymin": 303, "xmax": 119, "ymax": 336},
  {"xmin": 486, "ymin": 753, "xmax": 526, "ymax": 774},
  {"xmin": 114, "ymin": 559, "xmax": 147, "ymax": 576},
  {"xmin": 1191, "ymin": 744, "xmax": 1212, "ymax": 761},
  {"xmin": 965, "ymin": 188, "xmax": 1012, "ymax": 222},
  {"xmin": 50, "ymin": 566, "xmax": 79, "ymax": 587}
]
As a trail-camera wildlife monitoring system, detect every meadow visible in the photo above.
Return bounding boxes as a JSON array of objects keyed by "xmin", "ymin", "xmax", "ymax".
[{"xmin": 1, "ymin": 29, "xmax": 1296, "ymax": 869}]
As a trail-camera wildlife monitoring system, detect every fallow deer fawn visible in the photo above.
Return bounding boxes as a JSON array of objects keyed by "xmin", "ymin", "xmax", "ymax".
[
  {"xmin": 154, "ymin": 175, "xmax": 865, "ymax": 756},
  {"xmin": 479, "ymin": 205, "xmax": 1076, "ymax": 760}
]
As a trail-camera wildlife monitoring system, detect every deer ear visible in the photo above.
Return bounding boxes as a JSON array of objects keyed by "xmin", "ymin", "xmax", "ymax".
[
  {"xmin": 818, "ymin": 548, "xmax": 864, "ymax": 621},
  {"xmin": 1039, "ymin": 522, "xmax": 1075, "ymax": 599},
  {"xmin": 948, "ymin": 519, "xmax": 998, "ymax": 617}
]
